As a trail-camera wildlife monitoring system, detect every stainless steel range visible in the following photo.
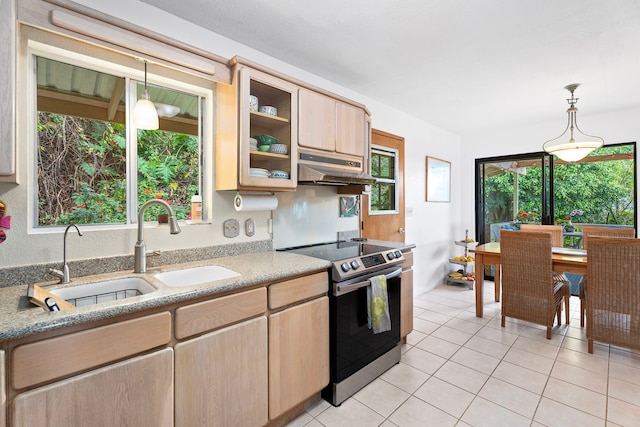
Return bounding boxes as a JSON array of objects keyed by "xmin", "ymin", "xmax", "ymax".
[{"xmin": 279, "ymin": 240, "xmax": 405, "ymax": 406}]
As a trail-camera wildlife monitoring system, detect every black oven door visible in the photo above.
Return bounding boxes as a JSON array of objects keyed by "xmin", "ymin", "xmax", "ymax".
[{"xmin": 330, "ymin": 266, "xmax": 402, "ymax": 383}]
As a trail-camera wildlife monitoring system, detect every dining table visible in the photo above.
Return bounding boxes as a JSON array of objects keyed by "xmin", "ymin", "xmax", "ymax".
[{"xmin": 470, "ymin": 242, "xmax": 587, "ymax": 317}]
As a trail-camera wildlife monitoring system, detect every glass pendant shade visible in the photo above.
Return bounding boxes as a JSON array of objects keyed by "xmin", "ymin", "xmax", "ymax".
[
  {"xmin": 543, "ymin": 84, "xmax": 603, "ymax": 163},
  {"xmin": 133, "ymin": 91, "xmax": 159, "ymax": 130},
  {"xmin": 545, "ymin": 141, "xmax": 603, "ymax": 162},
  {"xmin": 133, "ymin": 61, "xmax": 159, "ymax": 130}
]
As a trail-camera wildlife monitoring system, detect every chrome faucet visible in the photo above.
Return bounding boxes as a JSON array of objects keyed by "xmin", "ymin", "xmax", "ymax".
[
  {"xmin": 48, "ymin": 223, "xmax": 83, "ymax": 283},
  {"xmin": 134, "ymin": 199, "xmax": 181, "ymax": 273}
]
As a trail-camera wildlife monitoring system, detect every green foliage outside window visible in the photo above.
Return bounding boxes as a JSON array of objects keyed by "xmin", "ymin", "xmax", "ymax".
[
  {"xmin": 552, "ymin": 145, "xmax": 634, "ymax": 225},
  {"xmin": 37, "ymin": 112, "xmax": 199, "ymax": 226},
  {"xmin": 371, "ymin": 151, "xmax": 396, "ymax": 212},
  {"xmin": 483, "ymin": 144, "xmax": 635, "ymax": 226}
]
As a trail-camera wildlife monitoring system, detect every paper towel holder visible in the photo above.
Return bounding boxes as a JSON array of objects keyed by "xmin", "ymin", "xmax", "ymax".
[{"xmin": 234, "ymin": 191, "xmax": 278, "ymax": 211}]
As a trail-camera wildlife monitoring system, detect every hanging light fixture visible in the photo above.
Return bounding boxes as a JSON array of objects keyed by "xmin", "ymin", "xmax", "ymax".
[
  {"xmin": 133, "ymin": 60, "xmax": 159, "ymax": 130},
  {"xmin": 543, "ymin": 83, "xmax": 604, "ymax": 162}
]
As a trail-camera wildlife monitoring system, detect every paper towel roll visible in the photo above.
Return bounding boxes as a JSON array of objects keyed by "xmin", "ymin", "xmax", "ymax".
[{"xmin": 234, "ymin": 194, "xmax": 278, "ymax": 211}]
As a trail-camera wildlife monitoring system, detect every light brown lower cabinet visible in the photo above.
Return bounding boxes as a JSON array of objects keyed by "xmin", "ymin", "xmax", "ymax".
[
  {"xmin": 12, "ymin": 348, "xmax": 173, "ymax": 427},
  {"xmin": 4, "ymin": 273, "xmax": 330, "ymax": 427},
  {"xmin": 268, "ymin": 296, "xmax": 329, "ymax": 419},
  {"xmin": 400, "ymin": 250, "xmax": 414, "ymax": 340},
  {"xmin": 401, "ymin": 268, "xmax": 414, "ymax": 339},
  {"xmin": 1, "ymin": 350, "xmax": 5, "ymax": 427},
  {"xmin": 174, "ymin": 316, "xmax": 268, "ymax": 427}
]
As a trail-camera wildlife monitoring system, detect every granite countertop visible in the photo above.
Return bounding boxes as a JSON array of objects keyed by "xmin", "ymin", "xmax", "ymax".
[{"xmin": 0, "ymin": 251, "xmax": 331, "ymax": 342}]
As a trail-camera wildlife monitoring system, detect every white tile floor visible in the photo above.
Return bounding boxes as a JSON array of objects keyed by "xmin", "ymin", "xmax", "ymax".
[{"xmin": 285, "ymin": 282, "xmax": 640, "ymax": 427}]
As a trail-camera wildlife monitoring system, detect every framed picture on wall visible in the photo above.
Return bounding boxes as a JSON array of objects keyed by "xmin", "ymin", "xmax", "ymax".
[
  {"xmin": 426, "ymin": 156, "xmax": 451, "ymax": 202},
  {"xmin": 339, "ymin": 196, "xmax": 359, "ymax": 217}
]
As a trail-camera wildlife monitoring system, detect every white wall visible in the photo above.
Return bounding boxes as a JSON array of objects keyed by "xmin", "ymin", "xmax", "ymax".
[
  {"xmin": 366, "ymin": 105, "xmax": 462, "ymax": 294},
  {"xmin": 273, "ymin": 187, "xmax": 360, "ymax": 249},
  {"xmin": 0, "ymin": 0, "xmax": 466, "ymax": 296}
]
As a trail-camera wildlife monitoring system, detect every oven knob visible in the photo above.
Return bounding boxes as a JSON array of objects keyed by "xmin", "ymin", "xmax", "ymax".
[
  {"xmin": 350, "ymin": 260, "xmax": 360, "ymax": 269},
  {"xmin": 341, "ymin": 262, "xmax": 351, "ymax": 272},
  {"xmin": 387, "ymin": 252, "xmax": 395, "ymax": 260},
  {"xmin": 394, "ymin": 250, "xmax": 402, "ymax": 258}
]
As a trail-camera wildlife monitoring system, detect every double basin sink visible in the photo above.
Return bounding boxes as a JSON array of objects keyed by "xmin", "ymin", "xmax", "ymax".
[{"xmin": 50, "ymin": 265, "xmax": 240, "ymax": 308}]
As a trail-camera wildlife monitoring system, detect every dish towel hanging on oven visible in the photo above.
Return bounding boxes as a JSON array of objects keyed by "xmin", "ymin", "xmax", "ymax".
[{"xmin": 367, "ymin": 274, "xmax": 391, "ymax": 333}]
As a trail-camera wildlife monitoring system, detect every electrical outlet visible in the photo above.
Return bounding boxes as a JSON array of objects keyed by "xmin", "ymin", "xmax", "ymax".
[{"xmin": 245, "ymin": 218, "xmax": 255, "ymax": 237}]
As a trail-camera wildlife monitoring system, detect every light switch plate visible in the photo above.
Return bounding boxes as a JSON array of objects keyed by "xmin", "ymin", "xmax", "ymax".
[
  {"xmin": 223, "ymin": 218, "xmax": 239, "ymax": 238},
  {"xmin": 245, "ymin": 218, "xmax": 255, "ymax": 237}
]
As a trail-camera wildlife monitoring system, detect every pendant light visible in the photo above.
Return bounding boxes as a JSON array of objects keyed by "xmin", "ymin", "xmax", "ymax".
[
  {"xmin": 542, "ymin": 83, "xmax": 604, "ymax": 162},
  {"xmin": 133, "ymin": 60, "xmax": 159, "ymax": 130}
]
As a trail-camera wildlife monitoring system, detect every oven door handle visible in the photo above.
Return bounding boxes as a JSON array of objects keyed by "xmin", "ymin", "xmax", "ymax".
[{"xmin": 335, "ymin": 267, "xmax": 403, "ymax": 296}]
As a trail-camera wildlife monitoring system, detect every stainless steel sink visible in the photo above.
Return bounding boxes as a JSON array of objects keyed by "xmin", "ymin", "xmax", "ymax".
[
  {"xmin": 50, "ymin": 277, "xmax": 157, "ymax": 307},
  {"xmin": 154, "ymin": 265, "xmax": 240, "ymax": 287}
]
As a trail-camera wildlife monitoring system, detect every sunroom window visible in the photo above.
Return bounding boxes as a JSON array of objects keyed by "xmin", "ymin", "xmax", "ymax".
[{"xmin": 35, "ymin": 55, "xmax": 206, "ymax": 227}]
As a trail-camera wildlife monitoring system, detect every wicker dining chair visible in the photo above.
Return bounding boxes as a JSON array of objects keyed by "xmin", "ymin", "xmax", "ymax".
[
  {"xmin": 519, "ymin": 224, "xmax": 564, "ymax": 246},
  {"xmin": 500, "ymin": 230, "xmax": 570, "ymax": 339},
  {"xmin": 520, "ymin": 224, "xmax": 571, "ymax": 324},
  {"xmin": 586, "ymin": 236, "xmax": 640, "ymax": 353},
  {"xmin": 579, "ymin": 226, "xmax": 635, "ymax": 327}
]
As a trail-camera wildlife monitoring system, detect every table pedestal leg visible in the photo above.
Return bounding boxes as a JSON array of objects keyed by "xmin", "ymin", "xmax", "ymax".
[
  {"xmin": 494, "ymin": 264, "xmax": 501, "ymax": 302},
  {"xmin": 475, "ymin": 261, "xmax": 484, "ymax": 317},
  {"xmin": 475, "ymin": 262, "xmax": 501, "ymax": 317}
]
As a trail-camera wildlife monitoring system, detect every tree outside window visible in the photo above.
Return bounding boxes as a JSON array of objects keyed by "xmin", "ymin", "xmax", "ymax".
[
  {"xmin": 36, "ymin": 56, "xmax": 202, "ymax": 226},
  {"xmin": 370, "ymin": 148, "xmax": 397, "ymax": 212}
]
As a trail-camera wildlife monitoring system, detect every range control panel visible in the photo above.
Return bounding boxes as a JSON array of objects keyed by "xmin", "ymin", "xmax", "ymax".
[{"xmin": 332, "ymin": 249, "xmax": 405, "ymax": 282}]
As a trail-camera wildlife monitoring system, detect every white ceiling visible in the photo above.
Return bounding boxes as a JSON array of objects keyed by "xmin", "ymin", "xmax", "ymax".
[{"xmin": 141, "ymin": 0, "xmax": 640, "ymax": 136}]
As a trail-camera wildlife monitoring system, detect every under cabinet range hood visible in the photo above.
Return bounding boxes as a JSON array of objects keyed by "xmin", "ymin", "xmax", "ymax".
[{"xmin": 297, "ymin": 150, "xmax": 376, "ymax": 186}]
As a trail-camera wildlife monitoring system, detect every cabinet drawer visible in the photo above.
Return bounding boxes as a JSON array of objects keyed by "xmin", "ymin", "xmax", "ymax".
[
  {"xmin": 12, "ymin": 312, "xmax": 171, "ymax": 389},
  {"xmin": 175, "ymin": 287, "xmax": 266, "ymax": 339},
  {"xmin": 401, "ymin": 251, "xmax": 414, "ymax": 270},
  {"xmin": 268, "ymin": 271, "xmax": 328, "ymax": 310}
]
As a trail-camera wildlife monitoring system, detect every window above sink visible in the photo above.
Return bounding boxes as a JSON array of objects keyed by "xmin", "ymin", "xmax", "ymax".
[{"xmin": 24, "ymin": 28, "xmax": 216, "ymax": 230}]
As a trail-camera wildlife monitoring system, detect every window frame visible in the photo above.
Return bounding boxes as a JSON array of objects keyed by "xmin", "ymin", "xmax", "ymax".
[
  {"xmin": 26, "ymin": 35, "xmax": 214, "ymax": 233},
  {"xmin": 474, "ymin": 142, "xmax": 637, "ymax": 243},
  {"xmin": 368, "ymin": 145, "xmax": 400, "ymax": 215}
]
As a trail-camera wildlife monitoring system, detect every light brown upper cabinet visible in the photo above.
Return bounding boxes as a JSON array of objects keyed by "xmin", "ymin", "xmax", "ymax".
[
  {"xmin": 298, "ymin": 88, "xmax": 368, "ymax": 158},
  {"xmin": 217, "ymin": 66, "xmax": 298, "ymax": 191}
]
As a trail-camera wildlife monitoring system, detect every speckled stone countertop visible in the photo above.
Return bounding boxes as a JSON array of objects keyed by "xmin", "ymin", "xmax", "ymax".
[{"xmin": 0, "ymin": 251, "xmax": 331, "ymax": 342}]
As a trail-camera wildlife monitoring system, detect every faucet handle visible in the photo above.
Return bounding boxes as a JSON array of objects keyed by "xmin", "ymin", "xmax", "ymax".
[
  {"xmin": 47, "ymin": 267, "xmax": 64, "ymax": 280},
  {"xmin": 146, "ymin": 250, "xmax": 161, "ymax": 257}
]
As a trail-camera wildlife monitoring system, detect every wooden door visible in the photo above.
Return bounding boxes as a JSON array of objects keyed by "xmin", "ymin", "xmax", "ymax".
[{"xmin": 362, "ymin": 129, "xmax": 406, "ymax": 242}]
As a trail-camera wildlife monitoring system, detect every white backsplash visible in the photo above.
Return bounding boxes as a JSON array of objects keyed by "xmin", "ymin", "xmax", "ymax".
[{"xmin": 273, "ymin": 186, "xmax": 360, "ymax": 249}]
